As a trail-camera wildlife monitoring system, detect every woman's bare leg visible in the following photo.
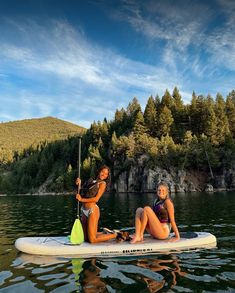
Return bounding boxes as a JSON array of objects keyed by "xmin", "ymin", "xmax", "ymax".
[
  {"xmin": 143, "ymin": 206, "xmax": 169, "ymax": 239},
  {"xmin": 87, "ymin": 206, "xmax": 116, "ymax": 243},
  {"xmin": 81, "ymin": 214, "xmax": 88, "ymax": 241},
  {"xmin": 130, "ymin": 208, "xmax": 148, "ymax": 243}
]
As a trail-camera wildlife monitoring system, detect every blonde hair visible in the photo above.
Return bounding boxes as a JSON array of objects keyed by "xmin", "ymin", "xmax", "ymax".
[{"xmin": 157, "ymin": 182, "xmax": 170, "ymax": 195}]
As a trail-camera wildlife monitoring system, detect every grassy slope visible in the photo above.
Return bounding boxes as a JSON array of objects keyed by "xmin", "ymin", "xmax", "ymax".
[{"xmin": 0, "ymin": 116, "xmax": 86, "ymax": 158}]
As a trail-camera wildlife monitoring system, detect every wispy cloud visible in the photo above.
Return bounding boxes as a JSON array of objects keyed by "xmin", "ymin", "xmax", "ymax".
[
  {"xmin": 112, "ymin": 0, "xmax": 208, "ymax": 49},
  {"xmin": 0, "ymin": 18, "xmax": 189, "ymax": 125},
  {"xmin": 205, "ymin": 0, "xmax": 235, "ymax": 71},
  {"xmin": 0, "ymin": 2, "xmax": 234, "ymax": 127},
  {"xmin": 110, "ymin": 0, "xmax": 235, "ymax": 75}
]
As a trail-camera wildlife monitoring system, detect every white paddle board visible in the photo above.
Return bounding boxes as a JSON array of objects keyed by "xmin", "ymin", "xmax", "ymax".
[{"xmin": 15, "ymin": 232, "xmax": 216, "ymax": 257}]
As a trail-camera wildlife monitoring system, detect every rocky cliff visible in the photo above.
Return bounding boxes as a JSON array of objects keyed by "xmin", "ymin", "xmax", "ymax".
[{"xmin": 113, "ymin": 165, "xmax": 235, "ymax": 193}]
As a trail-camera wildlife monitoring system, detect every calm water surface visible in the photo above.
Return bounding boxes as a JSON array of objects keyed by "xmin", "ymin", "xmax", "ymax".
[{"xmin": 0, "ymin": 192, "xmax": 234, "ymax": 292}]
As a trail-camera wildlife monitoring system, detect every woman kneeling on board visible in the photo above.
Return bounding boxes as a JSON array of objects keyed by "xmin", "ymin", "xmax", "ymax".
[
  {"xmin": 130, "ymin": 182, "xmax": 180, "ymax": 244},
  {"xmin": 76, "ymin": 166, "xmax": 117, "ymax": 243}
]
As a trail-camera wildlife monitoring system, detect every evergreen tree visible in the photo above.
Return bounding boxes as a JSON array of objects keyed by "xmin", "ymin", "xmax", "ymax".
[
  {"xmin": 64, "ymin": 164, "xmax": 75, "ymax": 191},
  {"xmin": 204, "ymin": 95, "xmax": 218, "ymax": 145},
  {"xmin": 221, "ymin": 135, "xmax": 235, "ymax": 169},
  {"xmin": 54, "ymin": 176, "xmax": 64, "ymax": 193},
  {"xmin": 172, "ymin": 87, "xmax": 183, "ymax": 111},
  {"xmin": 158, "ymin": 106, "xmax": 174, "ymax": 137},
  {"xmin": 226, "ymin": 96, "xmax": 235, "ymax": 137},
  {"xmin": 19, "ymin": 174, "xmax": 33, "ymax": 194},
  {"xmin": 161, "ymin": 89, "xmax": 175, "ymax": 110},
  {"xmin": 158, "ymin": 134, "xmax": 177, "ymax": 170},
  {"xmin": 215, "ymin": 93, "xmax": 230, "ymax": 143},
  {"xmin": 126, "ymin": 97, "xmax": 142, "ymax": 131},
  {"xmin": 89, "ymin": 121, "xmax": 102, "ymax": 146},
  {"xmin": 190, "ymin": 94, "xmax": 208, "ymax": 136},
  {"xmin": 112, "ymin": 108, "xmax": 126, "ymax": 136},
  {"xmin": 100, "ymin": 120, "xmax": 110, "ymax": 146},
  {"xmin": 155, "ymin": 95, "xmax": 161, "ymax": 109},
  {"xmin": 127, "ymin": 97, "xmax": 142, "ymax": 115},
  {"xmin": 111, "ymin": 133, "xmax": 135, "ymax": 168},
  {"xmin": 144, "ymin": 96, "xmax": 157, "ymax": 136},
  {"xmin": 82, "ymin": 157, "xmax": 92, "ymax": 179},
  {"xmin": 190, "ymin": 91, "xmax": 198, "ymax": 135},
  {"xmin": 171, "ymin": 87, "xmax": 185, "ymax": 142},
  {"xmin": 227, "ymin": 90, "xmax": 235, "ymax": 104},
  {"xmin": 133, "ymin": 111, "xmax": 148, "ymax": 140},
  {"xmin": 2, "ymin": 88, "xmax": 235, "ymax": 195}
]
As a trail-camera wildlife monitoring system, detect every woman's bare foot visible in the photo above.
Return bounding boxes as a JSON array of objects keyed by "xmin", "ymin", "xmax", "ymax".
[{"xmin": 130, "ymin": 235, "xmax": 143, "ymax": 244}]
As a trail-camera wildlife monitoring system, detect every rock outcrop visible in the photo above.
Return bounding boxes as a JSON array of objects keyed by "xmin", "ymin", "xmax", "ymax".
[{"xmin": 113, "ymin": 164, "xmax": 235, "ymax": 193}]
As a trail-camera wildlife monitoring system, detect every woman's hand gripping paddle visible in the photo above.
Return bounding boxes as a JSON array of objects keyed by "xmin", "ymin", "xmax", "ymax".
[{"xmin": 70, "ymin": 137, "xmax": 84, "ymax": 244}]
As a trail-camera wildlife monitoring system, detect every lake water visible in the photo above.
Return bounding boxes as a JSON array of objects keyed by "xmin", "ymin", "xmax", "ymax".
[{"xmin": 0, "ymin": 191, "xmax": 234, "ymax": 292}]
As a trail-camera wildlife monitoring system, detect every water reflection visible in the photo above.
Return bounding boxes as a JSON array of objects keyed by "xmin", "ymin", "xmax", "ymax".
[
  {"xmin": 134, "ymin": 256, "xmax": 187, "ymax": 292},
  {"xmin": 12, "ymin": 253, "xmax": 187, "ymax": 292},
  {"xmin": 0, "ymin": 192, "xmax": 235, "ymax": 292}
]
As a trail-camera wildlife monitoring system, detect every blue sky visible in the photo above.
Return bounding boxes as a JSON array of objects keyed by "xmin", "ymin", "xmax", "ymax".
[{"xmin": 0, "ymin": 0, "xmax": 234, "ymax": 128}]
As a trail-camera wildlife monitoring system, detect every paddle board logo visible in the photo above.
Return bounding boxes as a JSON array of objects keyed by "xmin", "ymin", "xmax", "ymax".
[{"xmin": 100, "ymin": 248, "xmax": 153, "ymax": 255}]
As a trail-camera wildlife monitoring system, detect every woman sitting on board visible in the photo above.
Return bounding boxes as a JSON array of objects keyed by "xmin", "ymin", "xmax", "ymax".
[
  {"xmin": 76, "ymin": 165, "xmax": 117, "ymax": 243},
  {"xmin": 130, "ymin": 182, "xmax": 180, "ymax": 244}
]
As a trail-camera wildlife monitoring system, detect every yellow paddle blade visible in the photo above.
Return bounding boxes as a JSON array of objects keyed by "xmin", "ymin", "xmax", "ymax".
[{"xmin": 70, "ymin": 219, "xmax": 84, "ymax": 244}]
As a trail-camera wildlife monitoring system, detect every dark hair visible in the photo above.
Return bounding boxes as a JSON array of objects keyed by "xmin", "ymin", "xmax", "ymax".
[{"xmin": 96, "ymin": 165, "xmax": 111, "ymax": 187}]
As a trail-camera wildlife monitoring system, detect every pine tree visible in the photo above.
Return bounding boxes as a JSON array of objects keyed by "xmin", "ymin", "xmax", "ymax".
[
  {"xmin": 215, "ymin": 93, "xmax": 230, "ymax": 143},
  {"xmin": 64, "ymin": 164, "xmax": 74, "ymax": 191},
  {"xmin": 171, "ymin": 87, "xmax": 185, "ymax": 142},
  {"xmin": 190, "ymin": 94, "xmax": 208, "ymax": 136},
  {"xmin": 112, "ymin": 108, "xmax": 126, "ymax": 136},
  {"xmin": 172, "ymin": 87, "xmax": 183, "ymax": 111},
  {"xmin": 133, "ymin": 111, "xmax": 148, "ymax": 140},
  {"xmin": 227, "ymin": 90, "xmax": 235, "ymax": 104},
  {"xmin": 144, "ymin": 96, "xmax": 157, "ymax": 136},
  {"xmin": 158, "ymin": 106, "xmax": 174, "ymax": 137},
  {"xmin": 82, "ymin": 157, "xmax": 92, "ymax": 179},
  {"xmin": 155, "ymin": 95, "xmax": 161, "ymax": 109},
  {"xmin": 204, "ymin": 95, "xmax": 218, "ymax": 145},
  {"xmin": 161, "ymin": 89, "xmax": 175, "ymax": 110},
  {"xmin": 126, "ymin": 97, "xmax": 142, "ymax": 128},
  {"xmin": 190, "ymin": 91, "xmax": 198, "ymax": 135},
  {"xmin": 226, "ymin": 96, "xmax": 235, "ymax": 138},
  {"xmin": 158, "ymin": 134, "xmax": 177, "ymax": 170}
]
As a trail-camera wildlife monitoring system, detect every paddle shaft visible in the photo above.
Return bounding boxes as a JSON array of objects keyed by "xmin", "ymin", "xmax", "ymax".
[{"xmin": 77, "ymin": 136, "xmax": 82, "ymax": 217}]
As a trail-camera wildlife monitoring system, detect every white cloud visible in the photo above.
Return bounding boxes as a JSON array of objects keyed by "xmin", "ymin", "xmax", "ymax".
[
  {"xmin": 0, "ymin": 45, "xmax": 33, "ymax": 62},
  {"xmin": 204, "ymin": 1, "xmax": 235, "ymax": 71},
  {"xmin": 0, "ymin": 9, "xmax": 234, "ymax": 127},
  {"xmin": 110, "ymin": 0, "xmax": 235, "ymax": 76},
  {"xmin": 113, "ymin": 0, "xmax": 208, "ymax": 48},
  {"xmin": 0, "ymin": 18, "xmax": 187, "ymax": 127}
]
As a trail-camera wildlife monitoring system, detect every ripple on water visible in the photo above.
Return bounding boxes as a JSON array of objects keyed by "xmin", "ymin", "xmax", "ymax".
[
  {"xmin": 0, "ymin": 271, "xmax": 13, "ymax": 286},
  {"xmin": 1, "ymin": 193, "xmax": 235, "ymax": 292},
  {"xmin": 217, "ymin": 272, "xmax": 235, "ymax": 282},
  {"xmin": 1, "ymin": 280, "xmax": 43, "ymax": 293}
]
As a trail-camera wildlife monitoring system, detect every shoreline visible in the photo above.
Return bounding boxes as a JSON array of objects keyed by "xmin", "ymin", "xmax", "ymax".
[{"xmin": 1, "ymin": 188, "xmax": 235, "ymax": 196}]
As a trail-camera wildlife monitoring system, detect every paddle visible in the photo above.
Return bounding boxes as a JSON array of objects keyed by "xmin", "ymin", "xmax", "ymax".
[{"xmin": 70, "ymin": 136, "xmax": 84, "ymax": 244}]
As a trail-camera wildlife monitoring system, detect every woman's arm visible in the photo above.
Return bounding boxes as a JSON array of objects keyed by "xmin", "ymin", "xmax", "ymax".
[
  {"xmin": 76, "ymin": 182, "xmax": 106, "ymax": 203},
  {"xmin": 165, "ymin": 199, "xmax": 180, "ymax": 241}
]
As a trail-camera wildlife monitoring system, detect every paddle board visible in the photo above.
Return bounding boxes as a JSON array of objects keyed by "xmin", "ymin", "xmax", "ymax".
[{"xmin": 15, "ymin": 232, "xmax": 216, "ymax": 257}]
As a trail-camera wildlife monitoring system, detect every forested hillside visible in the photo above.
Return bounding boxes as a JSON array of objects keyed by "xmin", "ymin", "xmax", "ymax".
[
  {"xmin": 0, "ymin": 116, "xmax": 85, "ymax": 163},
  {"xmin": 1, "ymin": 87, "xmax": 235, "ymax": 194}
]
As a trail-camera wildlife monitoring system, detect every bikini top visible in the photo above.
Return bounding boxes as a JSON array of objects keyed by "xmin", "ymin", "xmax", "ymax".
[
  {"xmin": 80, "ymin": 178, "xmax": 105, "ymax": 198},
  {"xmin": 152, "ymin": 197, "xmax": 170, "ymax": 223}
]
